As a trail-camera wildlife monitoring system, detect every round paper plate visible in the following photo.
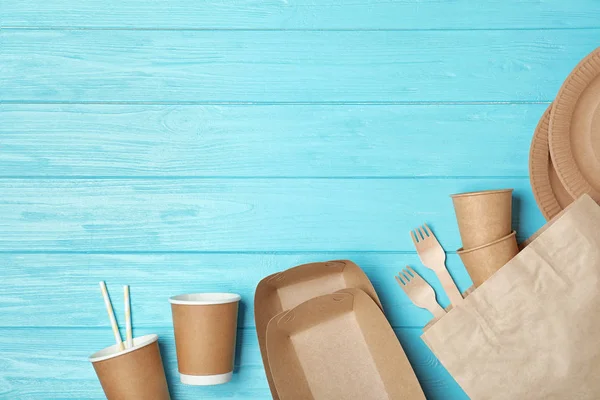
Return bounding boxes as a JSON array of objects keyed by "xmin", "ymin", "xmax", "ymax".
[
  {"xmin": 549, "ymin": 47, "xmax": 600, "ymax": 202},
  {"xmin": 529, "ymin": 105, "xmax": 574, "ymax": 220}
]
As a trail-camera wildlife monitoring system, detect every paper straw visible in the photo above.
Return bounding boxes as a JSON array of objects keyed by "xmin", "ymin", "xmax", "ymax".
[
  {"xmin": 124, "ymin": 285, "xmax": 133, "ymax": 349},
  {"xmin": 99, "ymin": 281, "xmax": 124, "ymax": 351}
]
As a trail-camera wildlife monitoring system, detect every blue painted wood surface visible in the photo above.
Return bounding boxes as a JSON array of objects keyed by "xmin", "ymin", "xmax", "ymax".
[
  {"xmin": 3, "ymin": 30, "xmax": 600, "ymax": 102},
  {"xmin": 4, "ymin": 0, "xmax": 600, "ymax": 30},
  {"xmin": 1, "ymin": 1, "xmax": 598, "ymax": 399}
]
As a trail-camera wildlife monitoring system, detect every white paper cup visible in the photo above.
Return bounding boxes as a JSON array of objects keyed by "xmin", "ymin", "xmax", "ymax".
[
  {"xmin": 89, "ymin": 334, "xmax": 170, "ymax": 400},
  {"xmin": 169, "ymin": 293, "xmax": 241, "ymax": 385}
]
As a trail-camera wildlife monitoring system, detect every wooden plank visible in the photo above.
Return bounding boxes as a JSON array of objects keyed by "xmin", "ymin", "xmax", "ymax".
[
  {"xmin": 0, "ymin": 178, "xmax": 545, "ymax": 252},
  {"xmin": 0, "ymin": 104, "xmax": 544, "ymax": 177},
  {"xmin": 0, "ymin": 327, "xmax": 468, "ymax": 399},
  {"xmin": 0, "ymin": 252, "xmax": 474, "ymax": 328},
  {"xmin": 1, "ymin": 30, "xmax": 597, "ymax": 102},
  {"xmin": 0, "ymin": 327, "xmax": 267, "ymax": 400},
  {"xmin": 3, "ymin": 0, "xmax": 600, "ymax": 30}
]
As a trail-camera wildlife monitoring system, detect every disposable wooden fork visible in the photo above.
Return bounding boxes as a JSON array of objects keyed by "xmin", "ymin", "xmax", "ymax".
[
  {"xmin": 395, "ymin": 266, "xmax": 445, "ymax": 323},
  {"xmin": 411, "ymin": 224, "xmax": 463, "ymax": 308}
]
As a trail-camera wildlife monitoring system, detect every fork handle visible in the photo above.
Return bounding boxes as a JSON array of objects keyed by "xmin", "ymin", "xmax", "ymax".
[
  {"xmin": 435, "ymin": 266, "xmax": 463, "ymax": 307},
  {"xmin": 426, "ymin": 301, "xmax": 446, "ymax": 320}
]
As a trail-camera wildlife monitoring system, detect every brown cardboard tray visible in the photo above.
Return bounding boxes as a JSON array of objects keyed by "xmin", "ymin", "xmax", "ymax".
[
  {"xmin": 266, "ymin": 288, "xmax": 425, "ymax": 400},
  {"xmin": 254, "ymin": 260, "xmax": 381, "ymax": 399}
]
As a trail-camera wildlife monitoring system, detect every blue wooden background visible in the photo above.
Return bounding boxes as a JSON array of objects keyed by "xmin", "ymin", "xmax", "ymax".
[{"xmin": 1, "ymin": 1, "xmax": 600, "ymax": 399}]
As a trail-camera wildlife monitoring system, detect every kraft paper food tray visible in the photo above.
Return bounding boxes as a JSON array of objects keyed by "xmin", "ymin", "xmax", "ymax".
[
  {"xmin": 266, "ymin": 288, "xmax": 425, "ymax": 400},
  {"xmin": 254, "ymin": 260, "xmax": 381, "ymax": 399},
  {"xmin": 421, "ymin": 195, "xmax": 600, "ymax": 399}
]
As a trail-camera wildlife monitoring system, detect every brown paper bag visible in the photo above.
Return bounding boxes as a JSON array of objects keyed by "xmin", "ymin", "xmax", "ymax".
[{"xmin": 421, "ymin": 194, "xmax": 600, "ymax": 400}]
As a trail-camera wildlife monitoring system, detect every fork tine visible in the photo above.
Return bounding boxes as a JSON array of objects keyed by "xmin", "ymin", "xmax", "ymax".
[
  {"xmin": 405, "ymin": 265, "xmax": 419, "ymax": 278},
  {"xmin": 423, "ymin": 224, "xmax": 433, "ymax": 237},
  {"xmin": 410, "ymin": 230, "xmax": 419, "ymax": 245},
  {"xmin": 394, "ymin": 275, "xmax": 405, "ymax": 286},
  {"xmin": 400, "ymin": 270, "xmax": 411, "ymax": 282},
  {"xmin": 418, "ymin": 226, "xmax": 427, "ymax": 239},
  {"xmin": 400, "ymin": 271, "xmax": 410, "ymax": 282},
  {"xmin": 404, "ymin": 266, "xmax": 415, "ymax": 278}
]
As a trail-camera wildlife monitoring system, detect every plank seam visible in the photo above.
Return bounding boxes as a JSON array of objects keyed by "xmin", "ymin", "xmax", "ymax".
[
  {"xmin": 0, "ymin": 176, "xmax": 531, "ymax": 180},
  {"xmin": 0, "ymin": 325, "xmax": 426, "ymax": 330},
  {"xmin": 0, "ymin": 100, "xmax": 554, "ymax": 105},
  {"xmin": 0, "ymin": 250, "xmax": 424, "ymax": 254},
  {"xmin": 3, "ymin": 27, "xmax": 600, "ymax": 32}
]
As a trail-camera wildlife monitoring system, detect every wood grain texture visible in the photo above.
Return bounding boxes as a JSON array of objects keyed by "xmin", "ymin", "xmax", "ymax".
[
  {"xmin": 0, "ymin": 178, "xmax": 545, "ymax": 252},
  {"xmin": 3, "ymin": 0, "xmax": 600, "ymax": 30},
  {"xmin": 0, "ymin": 253, "xmax": 474, "ymax": 328},
  {"xmin": 4, "ymin": 0, "xmax": 595, "ymax": 397},
  {"xmin": 2, "ymin": 30, "xmax": 598, "ymax": 102},
  {"xmin": 1, "ymin": 104, "xmax": 544, "ymax": 177},
  {"xmin": 0, "ymin": 327, "xmax": 468, "ymax": 400}
]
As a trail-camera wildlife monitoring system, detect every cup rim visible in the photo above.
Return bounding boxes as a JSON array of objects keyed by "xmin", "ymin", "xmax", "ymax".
[
  {"xmin": 169, "ymin": 293, "xmax": 241, "ymax": 306},
  {"xmin": 450, "ymin": 188, "xmax": 513, "ymax": 199},
  {"xmin": 89, "ymin": 333, "xmax": 158, "ymax": 363},
  {"xmin": 457, "ymin": 231, "xmax": 516, "ymax": 254}
]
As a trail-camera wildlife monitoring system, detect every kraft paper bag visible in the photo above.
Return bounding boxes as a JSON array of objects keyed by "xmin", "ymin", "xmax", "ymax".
[{"xmin": 421, "ymin": 194, "xmax": 600, "ymax": 400}]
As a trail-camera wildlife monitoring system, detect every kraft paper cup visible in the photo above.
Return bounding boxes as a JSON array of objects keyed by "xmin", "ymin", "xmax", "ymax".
[
  {"xmin": 89, "ymin": 334, "xmax": 170, "ymax": 400},
  {"xmin": 169, "ymin": 293, "xmax": 241, "ymax": 386},
  {"xmin": 451, "ymin": 189, "xmax": 513, "ymax": 248},
  {"xmin": 457, "ymin": 231, "xmax": 519, "ymax": 288}
]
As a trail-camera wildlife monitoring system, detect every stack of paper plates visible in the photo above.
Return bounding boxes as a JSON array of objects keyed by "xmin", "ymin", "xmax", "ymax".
[{"xmin": 530, "ymin": 47, "xmax": 600, "ymax": 220}]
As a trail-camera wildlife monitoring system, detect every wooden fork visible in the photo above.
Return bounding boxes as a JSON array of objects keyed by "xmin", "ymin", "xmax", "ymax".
[
  {"xmin": 411, "ymin": 224, "xmax": 463, "ymax": 308},
  {"xmin": 395, "ymin": 266, "xmax": 445, "ymax": 323}
]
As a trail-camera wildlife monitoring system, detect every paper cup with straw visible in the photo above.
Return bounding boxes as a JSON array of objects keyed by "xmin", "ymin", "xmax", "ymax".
[
  {"xmin": 93, "ymin": 282, "xmax": 170, "ymax": 399},
  {"xmin": 90, "ymin": 334, "xmax": 171, "ymax": 400}
]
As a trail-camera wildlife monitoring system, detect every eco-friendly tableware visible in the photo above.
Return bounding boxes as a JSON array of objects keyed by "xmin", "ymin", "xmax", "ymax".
[
  {"xmin": 89, "ymin": 334, "xmax": 170, "ymax": 400},
  {"xmin": 411, "ymin": 224, "xmax": 462, "ymax": 307},
  {"xmin": 254, "ymin": 260, "xmax": 381, "ymax": 399},
  {"xmin": 530, "ymin": 105, "xmax": 574, "ymax": 220},
  {"xmin": 169, "ymin": 293, "xmax": 241, "ymax": 385},
  {"xmin": 124, "ymin": 285, "xmax": 133, "ymax": 349},
  {"xmin": 549, "ymin": 47, "xmax": 600, "ymax": 202},
  {"xmin": 99, "ymin": 281, "xmax": 124, "ymax": 351},
  {"xmin": 395, "ymin": 266, "xmax": 445, "ymax": 324},
  {"xmin": 422, "ymin": 195, "xmax": 600, "ymax": 400},
  {"xmin": 457, "ymin": 231, "xmax": 519, "ymax": 287},
  {"xmin": 266, "ymin": 288, "xmax": 425, "ymax": 400},
  {"xmin": 451, "ymin": 189, "xmax": 513, "ymax": 248}
]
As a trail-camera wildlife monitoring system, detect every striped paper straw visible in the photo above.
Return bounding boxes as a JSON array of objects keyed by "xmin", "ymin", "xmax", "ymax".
[
  {"xmin": 99, "ymin": 281, "xmax": 124, "ymax": 352},
  {"xmin": 124, "ymin": 285, "xmax": 133, "ymax": 349}
]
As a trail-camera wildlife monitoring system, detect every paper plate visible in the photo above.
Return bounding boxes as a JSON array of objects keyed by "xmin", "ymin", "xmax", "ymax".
[
  {"xmin": 549, "ymin": 47, "xmax": 600, "ymax": 202},
  {"xmin": 529, "ymin": 105, "xmax": 574, "ymax": 220}
]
